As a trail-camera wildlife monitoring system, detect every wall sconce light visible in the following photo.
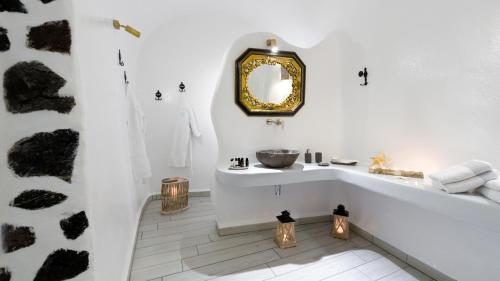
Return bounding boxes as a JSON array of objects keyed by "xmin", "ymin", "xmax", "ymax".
[
  {"xmin": 266, "ymin": 38, "xmax": 278, "ymax": 53},
  {"xmin": 275, "ymin": 210, "xmax": 297, "ymax": 249},
  {"xmin": 160, "ymin": 177, "xmax": 189, "ymax": 214},
  {"xmin": 113, "ymin": 19, "xmax": 141, "ymax": 38},
  {"xmin": 332, "ymin": 204, "xmax": 349, "ymax": 240}
]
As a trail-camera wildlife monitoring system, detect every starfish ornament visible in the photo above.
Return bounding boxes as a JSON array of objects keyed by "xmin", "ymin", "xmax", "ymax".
[{"xmin": 370, "ymin": 152, "xmax": 390, "ymax": 168}]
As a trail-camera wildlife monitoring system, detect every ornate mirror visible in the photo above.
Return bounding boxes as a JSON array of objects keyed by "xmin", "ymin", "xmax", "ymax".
[{"xmin": 235, "ymin": 48, "xmax": 306, "ymax": 116}]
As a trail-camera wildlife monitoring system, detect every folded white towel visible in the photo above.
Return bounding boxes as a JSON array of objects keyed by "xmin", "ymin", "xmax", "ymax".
[
  {"xmin": 432, "ymin": 170, "xmax": 498, "ymax": 193},
  {"xmin": 477, "ymin": 187, "xmax": 500, "ymax": 204},
  {"xmin": 484, "ymin": 177, "xmax": 500, "ymax": 191},
  {"xmin": 429, "ymin": 160, "xmax": 492, "ymax": 185}
]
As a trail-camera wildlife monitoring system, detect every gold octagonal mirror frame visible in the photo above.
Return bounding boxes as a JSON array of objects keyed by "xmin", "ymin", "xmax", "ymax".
[{"xmin": 235, "ymin": 48, "xmax": 306, "ymax": 116}]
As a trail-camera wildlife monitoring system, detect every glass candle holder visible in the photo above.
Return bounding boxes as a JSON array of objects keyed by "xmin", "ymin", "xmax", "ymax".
[{"xmin": 275, "ymin": 210, "xmax": 297, "ymax": 248}]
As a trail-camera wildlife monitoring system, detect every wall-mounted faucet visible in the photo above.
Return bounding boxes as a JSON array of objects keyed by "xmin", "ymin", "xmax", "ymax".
[{"xmin": 266, "ymin": 118, "xmax": 284, "ymax": 127}]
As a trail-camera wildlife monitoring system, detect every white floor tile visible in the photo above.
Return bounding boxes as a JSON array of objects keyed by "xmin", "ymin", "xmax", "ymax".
[
  {"xmin": 322, "ymin": 268, "xmax": 371, "ymax": 281},
  {"xmin": 379, "ymin": 267, "xmax": 432, "ymax": 281},
  {"xmin": 163, "ymin": 250, "xmax": 279, "ymax": 281},
  {"xmin": 358, "ymin": 256, "xmax": 406, "ymax": 280},
  {"xmin": 131, "ymin": 199, "xmax": 432, "ymax": 281},
  {"xmin": 130, "ymin": 260, "xmax": 182, "ymax": 281},
  {"xmin": 268, "ymin": 242, "xmax": 355, "ymax": 276},
  {"xmin": 183, "ymin": 239, "xmax": 275, "ymax": 270},
  {"xmin": 133, "ymin": 247, "xmax": 198, "ymax": 270},
  {"xmin": 210, "ymin": 264, "xmax": 275, "ymax": 281},
  {"xmin": 267, "ymin": 252, "xmax": 365, "ymax": 281}
]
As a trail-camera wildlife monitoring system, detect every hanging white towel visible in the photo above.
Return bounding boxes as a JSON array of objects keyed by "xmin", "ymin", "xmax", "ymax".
[
  {"xmin": 126, "ymin": 87, "xmax": 152, "ymax": 180},
  {"xmin": 432, "ymin": 170, "xmax": 497, "ymax": 194},
  {"xmin": 429, "ymin": 160, "xmax": 492, "ymax": 185},
  {"xmin": 477, "ymin": 187, "xmax": 500, "ymax": 204},
  {"xmin": 168, "ymin": 106, "xmax": 201, "ymax": 168}
]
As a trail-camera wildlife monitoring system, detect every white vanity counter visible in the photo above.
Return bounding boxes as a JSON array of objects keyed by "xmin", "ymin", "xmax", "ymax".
[
  {"xmin": 216, "ymin": 162, "xmax": 500, "ymax": 233},
  {"xmin": 214, "ymin": 162, "xmax": 500, "ymax": 280},
  {"xmin": 217, "ymin": 162, "xmax": 425, "ymax": 188}
]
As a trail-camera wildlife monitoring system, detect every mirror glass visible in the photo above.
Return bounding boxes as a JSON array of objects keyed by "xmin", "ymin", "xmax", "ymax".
[{"xmin": 247, "ymin": 65, "xmax": 293, "ymax": 104}]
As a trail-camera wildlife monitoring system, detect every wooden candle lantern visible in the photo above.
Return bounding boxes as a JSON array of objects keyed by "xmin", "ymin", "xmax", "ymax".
[
  {"xmin": 160, "ymin": 177, "xmax": 189, "ymax": 215},
  {"xmin": 275, "ymin": 210, "xmax": 297, "ymax": 249},
  {"xmin": 332, "ymin": 204, "xmax": 349, "ymax": 240}
]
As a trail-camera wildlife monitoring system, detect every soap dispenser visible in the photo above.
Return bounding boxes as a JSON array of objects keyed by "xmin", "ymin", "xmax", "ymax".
[{"xmin": 305, "ymin": 149, "xmax": 312, "ymax": 163}]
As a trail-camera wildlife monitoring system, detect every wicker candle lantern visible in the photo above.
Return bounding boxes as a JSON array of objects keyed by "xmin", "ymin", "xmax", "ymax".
[
  {"xmin": 275, "ymin": 210, "xmax": 297, "ymax": 249},
  {"xmin": 332, "ymin": 204, "xmax": 349, "ymax": 240},
  {"xmin": 160, "ymin": 177, "xmax": 189, "ymax": 215}
]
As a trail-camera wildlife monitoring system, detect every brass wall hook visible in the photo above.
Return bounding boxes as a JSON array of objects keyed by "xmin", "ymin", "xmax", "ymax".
[{"xmin": 113, "ymin": 19, "xmax": 141, "ymax": 38}]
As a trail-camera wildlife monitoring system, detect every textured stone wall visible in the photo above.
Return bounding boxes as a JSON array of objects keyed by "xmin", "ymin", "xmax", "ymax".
[{"xmin": 0, "ymin": 0, "xmax": 92, "ymax": 280}]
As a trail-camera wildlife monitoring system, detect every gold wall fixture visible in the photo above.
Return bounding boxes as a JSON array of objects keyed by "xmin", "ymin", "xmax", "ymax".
[
  {"xmin": 235, "ymin": 48, "xmax": 306, "ymax": 116},
  {"xmin": 112, "ymin": 19, "xmax": 141, "ymax": 38},
  {"xmin": 266, "ymin": 38, "xmax": 278, "ymax": 52}
]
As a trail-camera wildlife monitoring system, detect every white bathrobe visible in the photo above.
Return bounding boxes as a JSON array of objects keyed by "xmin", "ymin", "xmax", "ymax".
[
  {"xmin": 126, "ymin": 87, "xmax": 152, "ymax": 180},
  {"xmin": 169, "ymin": 106, "xmax": 201, "ymax": 168}
]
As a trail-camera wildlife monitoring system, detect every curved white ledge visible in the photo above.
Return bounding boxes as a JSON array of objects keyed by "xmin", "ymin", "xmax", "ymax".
[{"xmin": 216, "ymin": 162, "xmax": 500, "ymax": 234}]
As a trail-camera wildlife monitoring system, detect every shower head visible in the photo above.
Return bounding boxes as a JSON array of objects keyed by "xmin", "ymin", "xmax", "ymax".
[{"xmin": 113, "ymin": 19, "xmax": 141, "ymax": 38}]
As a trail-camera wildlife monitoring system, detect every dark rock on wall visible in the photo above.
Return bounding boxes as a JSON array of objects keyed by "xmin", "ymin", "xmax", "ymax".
[
  {"xmin": 1, "ymin": 224, "xmax": 36, "ymax": 253},
  {"xmin": 0, "ymin": 268, "xmax": 11, "ymax": 281},
  {"xmin": 60, "ymin": 211, "xmax": 88, "ymax": 240},
  {"xmin": 0, "ymin": 27, "xmax": 10, "ymax": 52},
  {"xmin": 27, "ymin": 20, "xmax": 71, "ymax": 54},
  {"xmin": 3, "ymin": 61, "xmax": 75, "ymax": 114},
  {"xmin": 10, "ymin": 189, "xmax": 67, "ymax": 210},
  {"xmin": 0, "ymin": 0, "xmax": 27, "ymax": 13},
  {"xmin": 34, "ymin": 249, "xmax": 89, "ymax": 281},
  {"xmin": 8, "ymin": 129, "xmax": 79, "ymax": 183}
]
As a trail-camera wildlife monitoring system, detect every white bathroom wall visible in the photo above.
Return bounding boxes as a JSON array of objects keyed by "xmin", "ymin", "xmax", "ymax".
[
  {"xmin": 134, "ymin": 0, "xmax": 339, "ymax": 193},
  {"xmin": 136, "ymin": 0, "xmax": 500, "ymax": 192},
  {"xmin": 212, "ymin": 32, "xmax": 343, "ymax": 168},
  {"xmin": 211, "ymin": 32, "xmax": 344, "ymax": 229},
  {"xmin": 326, "ymin": 0, "xmax": 500, "ymax": 173},
  {"xmin": 72, "ymin": 1, "xmax": 150, "ymax": 280}
]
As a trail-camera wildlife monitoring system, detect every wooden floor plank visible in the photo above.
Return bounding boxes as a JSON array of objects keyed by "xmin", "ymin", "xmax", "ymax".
[
  {"xmin": 133, "ymin": 246, "xmax": 198, "ymax": 270},
  {"xmin": 130, "ymin": 199, "xmax": 431, "ymax": 281},
  {"xmin": 130, "ymin": 260, "xmax": 182, "ymax": 281},
  {"xmin": 162, "ymin": 250, "xmax": 279, "ymax": 281},
  {"xmin": 266, "ymin": 252, "xmax": 365, "ymax": 281},
  {"xmin": 183, "ymin": 239, "xmax": 276, "ymax": 270}
]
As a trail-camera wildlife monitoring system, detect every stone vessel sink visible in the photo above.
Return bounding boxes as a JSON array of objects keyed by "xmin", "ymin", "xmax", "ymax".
[{"xmin": 256, "ymin": 149, "xmax": 300, "ymax": 168}]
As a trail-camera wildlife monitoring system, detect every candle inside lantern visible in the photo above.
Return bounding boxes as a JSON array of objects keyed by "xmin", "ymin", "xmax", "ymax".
[
  {"xmin": 161, "ymin": 177, "xmax": 189, "ymax": 215},
  {"xmin": 332, "ymin": 204, "xmax": 350, "ymax": 240},
  {"xmin": 275, "ymin": 210, "xmax": 297, "ymax": 249}
]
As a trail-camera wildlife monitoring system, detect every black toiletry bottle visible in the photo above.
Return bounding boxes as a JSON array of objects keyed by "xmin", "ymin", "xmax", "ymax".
[
  {"xmin": 245, "ymin": 158, "xmax": 249, "ymax": 167},
  {"xmin": 315, "ymin": 152, "xmax": 322, "ymax": 163},
  {"xmin": 305, "ymin": 149, "xmax": 312, "ymax": 163}
]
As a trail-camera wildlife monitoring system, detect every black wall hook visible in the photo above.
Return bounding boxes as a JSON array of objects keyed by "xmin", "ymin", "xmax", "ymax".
[
  {"xmin": 118, "ymin": 49, "xmax": 125, "ymax": 66},
  {"xmin": 155, "ymin": 90, "xmax": 162, "ymax": 101},
  {"xmin": 358, "ymin": 67, "xmax": 368, "ymax": 86},
  {"xmin": 124, "ymin": 71, "xmax": 129, "ymax": 84},
  {"xmin": 179, "ymin": 82, "xmax": 186, "ymax": 93}
]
